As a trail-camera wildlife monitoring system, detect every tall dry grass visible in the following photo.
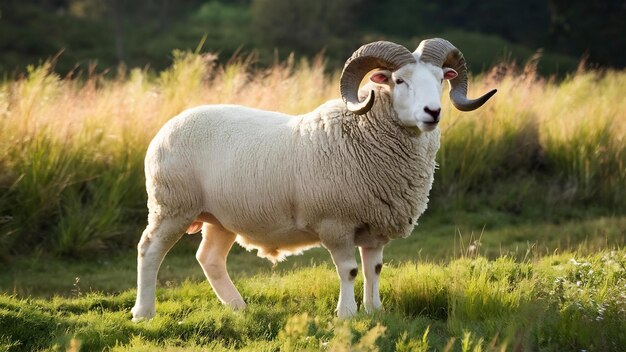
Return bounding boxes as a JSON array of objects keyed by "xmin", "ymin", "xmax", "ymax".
[
  {"xmin": 436, "ymin": 62, "xmax": 626, "ymax": 208},
  {"xmin": 0, "ymin": 52, "xmax": 624, "ymax": 257}
]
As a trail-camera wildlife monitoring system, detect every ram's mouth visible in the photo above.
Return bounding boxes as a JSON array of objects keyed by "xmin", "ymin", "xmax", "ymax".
[{"xmin": 417, "ymin": 120, "xmax": 439, "ymax": 132}]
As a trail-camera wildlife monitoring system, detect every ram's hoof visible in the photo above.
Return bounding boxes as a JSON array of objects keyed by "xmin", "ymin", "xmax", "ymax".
[
  {"xmin": 336, "ymin": 303, "xmax": 358, "ymax": 319},
  {"xmin": 364, "ymin": 303, "xmax": 383, "ymax": 314},
  {"xmin": 225, "ymin": 299, "xmax": 247, "ymax": 310},
  {"xmin": 131, "ymin": 305, "xmax": 156, "ymax": 322}
]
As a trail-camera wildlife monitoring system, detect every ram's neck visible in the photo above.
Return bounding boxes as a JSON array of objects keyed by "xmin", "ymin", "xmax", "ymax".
[
  {"xmin": 293, "ymin": 92, "xmax": 441, "ymax": 238},
  {"xmin": 350, "ymin": 92, "xmax": 442, "ymax": 236}
]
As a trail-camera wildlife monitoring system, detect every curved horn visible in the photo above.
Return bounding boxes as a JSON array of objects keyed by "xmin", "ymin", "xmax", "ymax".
[
  {"xmin": 417, "ymin": 38, "xmax": 496, "ymax": 111},
  {"xmin": 340, "ymin": 41, "xmax": 416, "ymax": 115}
]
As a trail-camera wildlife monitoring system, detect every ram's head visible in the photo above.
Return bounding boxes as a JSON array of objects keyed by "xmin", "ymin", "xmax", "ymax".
[{"xmin": 340, "ymin": 39, "xmax": 497, "ymax": 132}]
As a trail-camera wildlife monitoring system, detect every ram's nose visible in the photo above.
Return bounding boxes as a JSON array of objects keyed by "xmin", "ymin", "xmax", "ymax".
[{"xmin": 423, "ymin": 106, "xmax": 441, "ymax": 122}]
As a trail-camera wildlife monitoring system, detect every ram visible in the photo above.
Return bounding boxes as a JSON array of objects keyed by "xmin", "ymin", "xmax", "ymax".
[{"xmin": 131, "ymin": 39, "xmax": 496, "ymax": 321}]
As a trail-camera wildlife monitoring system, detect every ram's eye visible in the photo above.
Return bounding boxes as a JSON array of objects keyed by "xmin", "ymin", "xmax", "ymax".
[{"xmin": 395, "ymin": 78, "xmax": 404, "ymax": 84}]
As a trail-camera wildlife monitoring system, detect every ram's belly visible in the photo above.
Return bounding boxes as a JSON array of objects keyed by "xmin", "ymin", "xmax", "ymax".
[
  {"xmin": 218, "ymin": 212, "xmax": 320, "ymax": 263},
  {"xmin": 198, "ymin": 211, "xmax": 319, "ymax": 262},
  {"xmin": 235, "ymin": 230, "xmax": 321, "ymax": 263}
]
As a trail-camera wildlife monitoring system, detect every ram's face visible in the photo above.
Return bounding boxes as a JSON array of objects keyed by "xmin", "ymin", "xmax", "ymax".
[{"xmin": 369, "ymin": 62, "xmax": 457, "ymax": 133}]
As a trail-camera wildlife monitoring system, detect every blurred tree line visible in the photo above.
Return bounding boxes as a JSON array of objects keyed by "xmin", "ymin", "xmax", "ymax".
[{"xmin": 0, "ymin": 0, "xmax": 624, "ymax": 75}]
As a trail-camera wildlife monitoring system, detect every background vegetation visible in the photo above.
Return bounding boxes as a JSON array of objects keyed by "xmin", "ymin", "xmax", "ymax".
[{"xmin": 2, "ymin": 0, "xmax": 625, "ymax": 76}]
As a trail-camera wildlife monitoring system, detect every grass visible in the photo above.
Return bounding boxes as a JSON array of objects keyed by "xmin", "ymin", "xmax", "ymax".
[
  {"xmin": 0, "ymin": 212, "xmax": 624, "ymax": 350},
  {"xmin": 0, "ymin": 50, "xmax": 625, "ymax": 350},
  {"xmin": 1, "ymin": 249, "xmax": 625, "ymax": 351}
]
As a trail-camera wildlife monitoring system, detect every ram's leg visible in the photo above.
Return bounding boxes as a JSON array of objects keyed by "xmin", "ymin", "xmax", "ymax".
[
  {"xmin": 320, "ymin": 221, "xmax": 359, "ymax": 318},
  {"xmin": 196, "ymin": 223, "xmax": 246, "ymax": 309},
  {"xmin": 359, "ymin": 246, "xmax": 384, "ymax": 313},
  {"xmin": 132, "ymin": 214, "xmax": 188, "ymax": 322},
  {"xmin": 325, "ymin": 244, "xmax": 359, "ymax": 318}
]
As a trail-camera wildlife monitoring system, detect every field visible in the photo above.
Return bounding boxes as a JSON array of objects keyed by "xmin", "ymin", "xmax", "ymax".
[{"xmin": 0, "ymin": 52, "xmax": 625, "ymax": 351}]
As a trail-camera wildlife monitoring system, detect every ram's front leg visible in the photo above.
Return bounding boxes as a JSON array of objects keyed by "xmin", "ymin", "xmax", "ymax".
[
  {"xmin": 359, "ymin": 246, "xmax": 384, "ymax": 312},
  {"xmin": 320, "ymin": 221, "xmax": 359, "ymax": 318},
  {"xmin": 327, "ymin": 244, "xmax": 359, "ymax": 318}
]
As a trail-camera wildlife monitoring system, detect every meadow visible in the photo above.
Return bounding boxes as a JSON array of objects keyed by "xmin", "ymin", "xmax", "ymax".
[{"xmin": 0, "ymin": 52, "xmax": 625, "ymax": 351}]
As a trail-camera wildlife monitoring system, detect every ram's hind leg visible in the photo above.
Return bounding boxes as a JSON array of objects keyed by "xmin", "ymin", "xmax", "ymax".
[
  {"xmin": 132, "ymin": 214, "xmax": 189, "ymax": 322},
  {"xmin": 196, "ymin": 223, "xmax": 246, "ymax": 309}
]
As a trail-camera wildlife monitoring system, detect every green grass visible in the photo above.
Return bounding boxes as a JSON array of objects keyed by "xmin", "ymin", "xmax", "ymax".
[
  {"xmin": 1, "ymin": 211, "xmax": 623, "ymax": 350},
  {"xmin": 1, "ymin": 248, "xmax": 625, "ymax": 351}
]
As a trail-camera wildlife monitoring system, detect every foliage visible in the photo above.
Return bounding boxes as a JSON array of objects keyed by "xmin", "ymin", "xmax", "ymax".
[
  {"xmin": 250, "ymin": 0, "xmax": 361, "ymax": 58},
  {"xmin": 548, "ymin": 0, "xmax": 626, "ymax": 68},
  {"xmin": 0, "ymin": 2, "xmax": 116, "ymax": 74},
  {"xmin": 1, "ymin": 0, "xmax": 623, "ymax": 75}
]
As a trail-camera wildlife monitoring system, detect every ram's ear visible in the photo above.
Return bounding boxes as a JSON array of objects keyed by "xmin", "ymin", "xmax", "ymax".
[
  {"xmin": 369, "ymin": 70, "xmax": 391, "ymax": 84},
  {"xmin": 443, "ymin": 67, "xmax": 458, "ymax": 80}
]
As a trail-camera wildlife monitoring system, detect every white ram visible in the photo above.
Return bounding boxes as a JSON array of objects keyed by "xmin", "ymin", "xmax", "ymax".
[{"xmin": 131, "ymin": 38, "xmax": 496, "ymax": 321}]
